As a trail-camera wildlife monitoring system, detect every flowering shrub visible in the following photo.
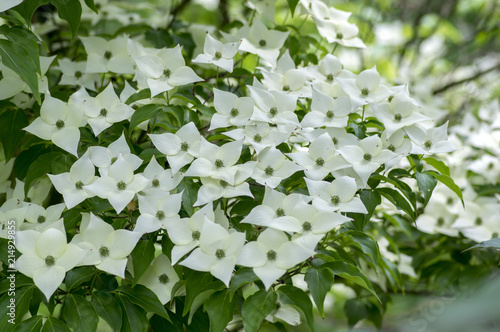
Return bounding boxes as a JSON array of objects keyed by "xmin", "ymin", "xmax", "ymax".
[{"xmin": 2, "ymin": 0, "xmax": 491, "ymax": 331}]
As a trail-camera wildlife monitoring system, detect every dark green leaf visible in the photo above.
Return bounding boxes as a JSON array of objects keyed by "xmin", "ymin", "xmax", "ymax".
[
  {"xmin": 241, "ymin": 290, "xmax": 277, "ymax": 332},
  {"xmin": 0, "ymin": 39, "xmax": 40, "ymax": 103},
  {"xmin": 287, "ymin": 0, "xmax": 300, "ymax": 16},
  {"xmin": 465, "ymin": 237, "xmax": 500, "ymax": 251},
  {"xmin": 0, "ymin": 109, "xmax": 28, "ymax": 162},
  {"xmin": 415, "ymin": 171, "xmax": 437, "ymax": 207},
  {"xmin": 116, "ymin": 294, "xmax": 148, "ymax": 332},
  {"xmin": 62, "ymin": 294, "xmax": 99, "ymax": 332},
  {"xmin": 41, "ymin": 317, "xmax": 70, "ymax": 332},
  {"xmin": 13, "ymin": 0, "xmax": 49, "ymax": 25},
  {"xmin": 131, "ymin": 239, "xmax": 155, "ymax": 285},
  {"xmin": 24, "ymin": 151, "xmax": 73, "ymax": 194},
  {"xmin": 0, "ymin": 25, "xmax": 41, "ymax": 75},
  {"xmin": 13, "ymin": 286, "xmax": 34, "ymax": 324},
  {"xmin": 344, "ymin": 298, "xmax": 369, "ymax": 328},
  {"xmin": 50, "ymin": 0, "xmax": 82, "ymax": 39},
  {"xmin": 229, "ymin": 267, "xmax": 259, "ymax": 298},
  {"xmin": 347, "ymin": 231, "xmax": 380, "ymax": 267},
  {"xmin": 183, "ymin": 271, "xmax": 214, "ymax": 316},
  {"xmin": 13, "ymin": 315, "xmax": 43, "ymax": 332},
  {"xmin": 427, "ymin": 171, "xmax": 464, "ymax": 207},
  {"xmin": 129, "ymin": 104, "xmax": 163, "ymax": 131},
  {"xmin": 423, "ymin": 157, "xmax": 450, "ymax": 176},
  {"xmin": 83, "ymin": 0, "xmax": 98, "ymax": 13},
  {"xmin": 91, "ymin": 291, "xmax": 122, "ymax": 332},
  {"xmin": 304, "ymin": 267, "xmax": 334, "ymax": 317},
  {"xmin": 125, "ymin": 88, "xmax": 150, "ymax": 105},
  {"xmin": 115, "ymin": 284, "xmax": 169, "ymax": 320},
  {"xmin": 376, "ymin": 187, "xmax": 415, "ymax": 220},
  {"xmin": 64, "ymin": 266, "xmax": 95, "ymax": 291},
  {"xmin": 204, "ymin": 290, "xmax": 237, "ymax": 332},
  {"xmin": 277, "ymin": 285, "xmax": 315, "ymax": 331}
]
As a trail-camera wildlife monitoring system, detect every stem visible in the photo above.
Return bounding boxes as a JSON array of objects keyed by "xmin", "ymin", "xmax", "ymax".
[
  {"xmin": 331, "ymin": 42, "xmax": 338, "ymax": 54},
  {"xmin": 254, "ymin": 57, "xmax": 259, "ymax": 75},
  {"xmin": 408, "ymin": 155, "xmax": 424, "ymax": 173},
  {"xmin": 215, "ymin": 66, "xmax": 219, "ymax": 88},
  {"xmin": 314, "ymin": 37, "xmax": 324, "ymax": 54},
  {"xmin": 249, "ymin": 9, "xmax": 256, "ymax": 25},
  {"xmin": 361, "ymin": 104, "xmax": 366, "ymax": 121}
]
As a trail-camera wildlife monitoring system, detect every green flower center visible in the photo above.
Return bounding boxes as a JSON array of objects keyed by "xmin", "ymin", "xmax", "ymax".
[
  {"xmin": 55, "ymin": 120, "xmax": 65, "ymax": 129},
  {"xmin": 192, "ymin": 230, "xmax": 200, "ymax": 240},
  {"xmin": 264, "ymin": 166, "xmax": 274, "ymax": 176},
  {"xmin": 99, "ymin": 246, "xmax": 110, "ymax": 257},
  {"xmin": 331, "ymin": 195, "xmax": 340, "ymax": 205},
  {"xmin": 215, "ymin": 249, "xmax": 225, "ymax": 259},
  {"xmin": 361, "ymin": 88, "xmax": 369, "ymax": 96},
  {"xmin": 326, "ymin": 74, "xmax": 334, "ymax": 82},
  {"xmin": 259, "ymin": 39, "xmax": 266, "ymax": 47},
  {"xmin": 156, "ymin": 210, "xmax": 165, "ymax": 220},
  {"xmin": 104, "ymin": 51, "xmax": 112, "ymax": 60},
  {"xmin": 214, "ymin": 51, "xmax": 222, "ymax": 60},
  {"xmin": 267, "ymin": 250, "xmax": 277, "ymax": 261},
  {"xmin": 446, "ymin": 197, "xmax": 453, "ymax": 205},
  {"xmin": 388, "ymin": 144, "xmax": 396, "ymax": 152},
  {"xmin": 152, "ymin": 179, "xmax": 160, "ymax": 187},
  {"xmin": 388, "ymin": 95, "xmax": 394, "ymax": 102},
  {"xmin": 100, "ymin": 108, "xmax": 108, "ymax": 117},
  {"xmin": 111, "ymin": 157, "xmax": 118, "ymax": 164},
  {"xmin": 276, "ymin": 208, "xmax": 285, "ymax": 217},
  {"xmin": 269, "ymin": 107, "xmax": 278, "ymax": 117},
  {"xmin": 283, "ymin": 85, "xmax": 290, "ymax": 91},
  {"xmin": 253, "ymin": 134, "xmax": 262, "ymax": 143},
  {"xmin": 181, "ymin": 142, "xmax": 189, "ymax": 151},
  {"xmin": 336, "ymin": 33, "xmax": 344, "ymax": 39},
  {"xmin": 230, "ymin": 108, "xmax": 239, "ymax": 117},
  {"xmin": 215, "ymin": 159, "xmax": 224, "ymax": 168},
  {"xmin": 163, "ymin": 69, "xmax": 172, "ymax": 78},
  {"xmin": 75, "ymin": 70, "xmax": 83, "ymax": 78},
  {"xmin": 302, "ymin": 221, "xmax": 312, "ymax": 231},
  {"xmin": 158, "ymin": 273, "xmax": 169, "ymax": 284},
  {"xmin": 424, "ymin": 140, "xmax": 433, "ymax": 149},
  {"xmin": 475, "ymin": 217, "xmax": 482, "ymax": 226},
  {"xmin": 45, "ymin": 255, "xmax": 55, "ymax": 266},
  {"xmin": 363, "ymin": 153, "xmax": 372, "ymax": 161},
  {"xmin": 332, "ymin": 137, "xmax": 338, "ymax": 146},
  {"xmin": 220, "ymin": 180, "xmax": 228, "ymax": 188},
  {"xmin": 326, "ymin": 110, "xmax": 334, "ymax": 119},
  {"xmin": 437, "ymin": 217, "xmax": 445, "ymax": 227},
  {"xmin": 316, "ymin": 158, "xmax": 325, "ymax": 166},
  {"xmin": 394, "ymin": 113, "xmax": 402, "ymax": 122},
  {"xmin": 117, "ymin": 181, "xmax": 127, "ymax": 190},
  {"xmin": 37, "ymin": 215, "xmax": 46, "ymax": 224}
]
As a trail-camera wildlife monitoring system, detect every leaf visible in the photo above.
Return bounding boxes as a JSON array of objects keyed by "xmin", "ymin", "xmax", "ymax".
[
  {"xmin": 13, "ymin": 315, "xmax": 43, "ymax": 332},
  {"xmin": 183, "ymin": 271, "xmax": 215, "ymax": 316},
  {"xmin": 116, "ymin": 294, "xmax": 148, "ymax": 332},
  {"xmin": 0, "ymin": 25, "xmax": 41, "ymax": 75},
  {"xmin": 229, "ymin": 267, "xmax": 259, "ymax": 298},
  {"xmin": 91, "ymin": 291, "xmax": 122, "ymax": 332},
  {"xmin": 323, "ymin": 261, "xmax": 380, "ymax": 302},
  {"xmin": 277, "ymin": 285, "xmax": 315, "ymax": 331},
  {"xmin": 344, "ymin": 298, "xmax": 369, "ymax": 328},
  {"xmin": 64, "ymin": 266, "xmax": 96, "ymax": 291},
  {"xmin": 50, "ymin": 0, "xmax": 82, "ymax": 39},
  {"xmin": 24, "ymin": 151, "xmax": 71, "ymax": 194},
  {"xmin": 61, "ymin": 294, "xmax": 99, "ymax": 332},
  {"xmin": 415, "ymin": 171, "xmax": 437, "ymax": 208},
  {"xmin": 129, "ymin": 104, "xmax": 163, "ymax": 131},
  {"xmin": 0, "ymin": 39, "xmax": 40, "ymax": 103},
  {"xmin": 149, "ymin": 314, "xmax": 179, "ymax": 332},
  {"xmin": 115, "ymin": 284, "xmax": 170, "ymax": 320},
  {"xmin": 287, "ymin": 0, "xmax": 300, "ymax": 17},
  {"xmin": 13, "ymin": 0, "xmax": 49, "ymax": 25},
  {"xmin": 241, "ymin": 290, "xmax": 277, "ymax": 332},
  {"xmin": 204, "ymin": 290, "xmax": 237, "ymax": 332},
  {"xmin": 131, "ymin": 239, "xmax": 155, "ymax": 285},
  {"xmin": 347, "ymin": 231, "xmax": 380, "ymax": 267},
  {"xmin": 465, "ymin": 237, "xmax": 500, "ymax": 251},
  {"xmin": 179, "ymin": 179, "xmax": 200, "ymax": 216},
  {"xmin": 41, "ymin": 317, "xmax": 70, "ymax": 332},
  {"xmin": 427, "ymin": 170, "xmax": 464, "ymax": 207},
  {"xmin": 13, "ymin": 286, "xmax": 34, "ymax": 324},
  {"xmin": 0, "ymin": 109, "xmax": 28, "ymax": 162},
  {"xmin": 83, "ymin": 0, "xmax": 98, "ymax": 13},
  {"xmin": 125, "ymin": 89, "xmax": 151, "ymax": 105},
  {"xmin": 376, "ymin": 187, "xmax": 415, "ymax": 220},
  {"xmin": 423, "ymin": 157, "xmax": 450, "ymax": 176},
  {"xmin": 304, "ymin": 267, "xmax": 334, "ymax": 317}
]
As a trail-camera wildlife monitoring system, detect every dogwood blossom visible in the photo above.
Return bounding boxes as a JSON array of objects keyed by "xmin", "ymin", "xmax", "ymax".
[
  {"xmin": 80, "ymin": 35, "xmax": 135, "ymax": 74},
  {"xmin": 140, "ymin": 157, "xmax": 184, "ymax": 196},
  {"xmin": 301, "ymin": 88, "xmax": 351, "ymax": 128},
  {"xmin": 209, "ymin": 88, "xmax": 254, "ymax": 130},
  {"xmin": 137, "ymin": 254, "xmax": 180, "ymax": 304},
  {"xmin": 251, "ymin": 145, "xmax": 302, "ymax": 188},
  {"xmin": 305, "ymin": 176, "xmax": 367, "ymax": 213},
  {"xmin": 192, "ymin": 33, "xmax": 241, "ymax": 72},
  {"xmin": 405, "ymin": 122, "xmax": 457, "ymax": 155},
  {"xmin": 134, "ymin": 193, "xmax": 182, "ymax": 234}
]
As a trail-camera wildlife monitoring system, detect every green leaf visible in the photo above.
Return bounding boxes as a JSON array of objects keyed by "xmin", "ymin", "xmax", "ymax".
[
  {"xmin": 50, "ymin": 0, "xmax": 82, "ymax": 39},
  {"xmin": 277, "ymin": 285, "xmax": 315, "ymax": 331},
  {"xmin": 376, "ymin": 187, "xmax": 415, "ymax": 220},
  {"xmin": 0, "ymin": 109, "xmax": 28, "ymax": 162},
  {"xmin": 304, "ymin": 267, "xmax": 334, "ymax": 317},
  {"xmin": 62, "ymin": 294, "xmax": 99, "ymax": 332},
  {"xmin": 323, "ymin": 261, "xmax": 380, "ymax": 302},
  {"xmin": 13, "ymin": 315, "xmax": 43, "ymax": 332},
  {"xmin": 129, "ymin": 104, "xmax": 163, "ymax": 131},
  {"xmin": 24, "ymin": 151, "xmax": 74, "ymax": 195},
  {"xmin": 83, "ymin": 0, "xmax": 98, "ymax": 13},
  {"xmin": 415, "ymin": 171, "xmax": 437, "ymax": 207},
  {"xmin": 116, "ymin": 294, "xmax": 148, "ymax": 332},
  {"xmin": 179, "ymin": 179, "xmax": 200, "ymax": 216},
  {"xmin": 183, "ymin": 271, "xmax": 215, "ymax": 316},
  {"xmin": 41, "ymin": 317, "xmax": 70, "ymax": 332},
  {"xmin": 427, "ymin": 170, "xmax": 464, "ymax": 207},
  {"xmin": 347, "ymin": 231, "xmax": 380, "ymax": 267},
  {"xmin": 115, "ymin": 284, "xmax": 169, "ymax": 320},
  {"xmin": 204, "ymin": 290, "xmax": 237, "ymax": 332},
  {"xmin": 64, "ymin": 266, "xmax": 95, "ymax": 291},
  {"xmin": 131, "ymin": 239, "xmax": 155, "ymax": 285},
  {"xmin": 465, "ymin": 237, "xmax": 500, "ymax": 251},
  {"xmin": 229, "ymin": 267, "xmax": 259, "ymax": 298},
  {"xmin": 0, "ymin": 25, "xmax": 41, "ymax": 75},
  {"xmin": 423, "ymin": 157, "xmax": 450, "ymax": 176},
  {"xmin": 13, "ymin": 0, "xmax": 49, "ymax": 25},
  {"xmin": 124, "ymin": 88, "xmax": 150, "ymax": 105},
  {"xmin": 0, "ymin": 39, "xmax": 40, "ymax": 103},
  {"xmin": 287, "ymin": 0, "xmax": 300, "ymax": 16},
  {"xmin": 149, "ymin": 314, "xmax": 180, "ymax": 332},
  {"xmin": 13, "ymin": 286, "xmax": 34, "ymax": 324},
  {"xmin": 241, "ymin": 290, "xmax": 277, "ymax": 332},
  {"xmin": 187, "ymin": 285, "xmax": 222, "ymax": 325},
  {"xmin": 344, "ymin": 298, "xmax": 369, "ymax": 328},
  {"xmin": 91, "ymin": 291, "xmax": 122, "ymax": 332}
]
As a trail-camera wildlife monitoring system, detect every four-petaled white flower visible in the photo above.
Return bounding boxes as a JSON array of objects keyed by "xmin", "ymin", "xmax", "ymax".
[
  {"xmin": 134, "ymin": 192, "xmax": 182, "ymax": 234},
  {"xmin": 301, "ymin": 88, "xmax": 351, "ymax": 128},
  {"xmin": 251, "ymin": 145, "xmax": 302, "ymax": 188},
  {"xmin": 80, "ymin": 35, "xmax": 135, "ymax": 74},
  {"xmin": 209, "ymin": 88, "xmax": 254, "ymax": 130},
  {"xmin": 405, "ymin": 122, "xmax": 457, "ymax": 155},
  {"xmin": 137, "ymin": 254, "xmax": 180, "ymax": 305},
  {"xmin": 193, "ymin": 33, "xmax": 241, "ymax": 72},
  {"xmin": 140, "ymin": 157, "xmax": 184, "ymax": 196}
]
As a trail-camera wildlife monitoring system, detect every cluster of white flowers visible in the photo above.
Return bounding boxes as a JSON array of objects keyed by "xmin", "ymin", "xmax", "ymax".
[{"xmin": 0, "ymin": 0, "xmax": 458, "ymax": 308}]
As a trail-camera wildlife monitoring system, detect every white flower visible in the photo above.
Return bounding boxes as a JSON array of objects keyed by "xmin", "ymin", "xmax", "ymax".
[
  {"xmin": 140, "ymin": 157, "xmax": 184, "ymax": 196},
  {"xmin": 85, "ymin": 154, "xmax": 148, "ymax": 213},
  {"xmin": 305, "ymin": 176, "xmax": 367, "ymax": 214},
  {"xmin": 21, "ymin": 203, "xmax": 66, "ymax": 231},
  {"xmin": 71, "ymin": 213, "xmax": 142, "ymax": 277},
  {"xmin": 181, "ymin": 220, "xmax": 246, "ymax": 286},
  {"xmin": 15, "ymin": 227, "xmax": 87, "ymax": 299},
  {"xmin": 266, "ymin": 301, "xmax": 301, "ymax": 325},
  {"xmin": 137, "ymin": 254, "xmax": 180, "ymax": 305},
  {"xmin": 149, "ymin": 122, "xmax": 201, "ymax": 174},
  {"xmin": 224, "ymin": 122, "xmax": 291, "ymax": 154},
  {"xmin": 134, "ymin": 193, "xmax": 182, "ymax": 234},
  {"xmin": 301, "ymin": 87, "xmax": 351, "ymax": 128},
  {"xmin": 248, "ymin": 86, "xmax": 299, "ymax": 126},
  {"xmin": 133, "ymin": 45, "xmax": 202, "ymax": 97},
  {"xmin": 24, "ymin": 95, "xmax": 83, "ymax": 156},
  {"xmin": 405, "ymin": 122, "xmax": 457, "ymax": 155},
  {"xmin": 251, "ymin": 145, "xmax": 302, "ymax": 188},
  {"xmin": 48, "ymin": 150, "xmax": 97, "ymax": 209},
  {"xmin": 381, "ymin": 129, "xmax": 412, "ymax": 169},
  {"xmin": 209, "ymin": 88, "xmax": 254, "ymax": 130},
  {"xmin": 451, "ymin": 198, "xmax": 500, "ymax": 242},
  {"xmin": 57, "ymin": 58, "xmax": 100, "ymax": 91},
  {"xmin": 246, "ymin": 0, "xmax": 277, "ymax": 23},
  {"xmin": 237, "ymin": 228, "xmax": 315, "ymax": 290},
  {"xmin": 192, "ymin": 33, "xmax": 241, "ymax": 72},
  {"xmin": 80, "ymin": 35, "xmax": 135, "ymax": 74}
]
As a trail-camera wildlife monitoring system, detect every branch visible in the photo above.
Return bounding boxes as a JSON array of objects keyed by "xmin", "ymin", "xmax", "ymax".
[
  {"xmin": 432, "ymin": 62, "xmax": 500, "ymax": 95},
  {"xmin": 167, "ymin": 0, "xmax": 193, "ymax": 28}
]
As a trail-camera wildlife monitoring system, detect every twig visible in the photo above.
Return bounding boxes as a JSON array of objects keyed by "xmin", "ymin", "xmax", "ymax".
[{"xmin": 432, "ymin": 62, "xmax": 500, "ymax": 95}]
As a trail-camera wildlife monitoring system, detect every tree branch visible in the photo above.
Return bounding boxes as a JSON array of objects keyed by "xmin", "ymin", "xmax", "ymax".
[{"xmin": 432, "ymin": 62, "xmax": 500, "ymax": 95}]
